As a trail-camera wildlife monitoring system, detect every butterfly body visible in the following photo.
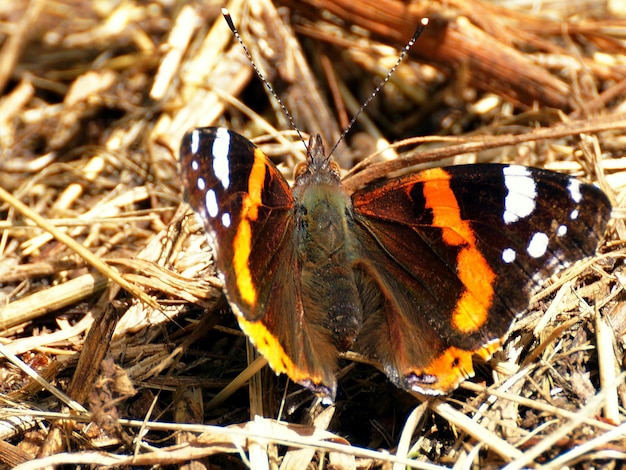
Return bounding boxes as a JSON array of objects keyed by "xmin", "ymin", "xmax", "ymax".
[
  {"xmin": 180, "ymin": 126, "xmax": 611, "ymax": 401},
  {"xmin": 292, "ymin": 135, "xmax": 363, "ymax": 354}
]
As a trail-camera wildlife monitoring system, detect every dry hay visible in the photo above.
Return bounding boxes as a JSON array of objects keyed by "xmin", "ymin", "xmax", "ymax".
[{"xmin": 0, "ymin": 0, "xmax": 625, "ymax": 468}]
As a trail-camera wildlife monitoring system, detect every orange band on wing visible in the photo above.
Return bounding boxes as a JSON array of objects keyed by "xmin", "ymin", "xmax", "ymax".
[
  {"xmin": 414, "ymin": 341, "xmax": 502, "ymax": 392},
  {"xmin": 453, "ymin": 246, "xmax": 495, "ymax": 332},
  {"xmin": 233, "ymin": 221, "xmax": 255, "ymax": 306},
  {"xmin": 421, "ymin": 168, "xmax": 495, "ymax": 333},
  {"xmin": 246, "ymin": 148, "xmax": 267, "ymax": 220},
  {"xmin": 235, "ymin": 314, "xmax": 326, "ymax": 386},
  {"xmin": 422, "ymin": 346, "xmax": 475, "ymax": 390},
  {"xmin": 232, "ymin": 148, "xmax": 268, "ymax": 307}
]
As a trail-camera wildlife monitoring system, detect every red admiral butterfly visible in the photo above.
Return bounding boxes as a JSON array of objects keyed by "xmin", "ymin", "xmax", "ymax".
[
  {"xmin": 179, "ymin": 12, "xmax": 611, "ymax": 402},
  {"xmin": 180, "ymin": 126, "xmax": 610, "ymax": 401}
]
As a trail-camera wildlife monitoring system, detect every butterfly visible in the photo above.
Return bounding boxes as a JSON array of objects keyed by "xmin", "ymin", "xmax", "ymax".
[{"xmin": 180, "ymin": 126, "xmax": 611, "ymax": 401}]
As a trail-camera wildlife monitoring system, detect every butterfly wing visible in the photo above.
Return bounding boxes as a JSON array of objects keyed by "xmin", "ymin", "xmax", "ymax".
[
  {"xmin": 180, "ymin": 127, "xmax": 338, "ymax": 397},
  {"xmin": 351, "ymin": 164, "xmax": 611, "ymax": 394}
]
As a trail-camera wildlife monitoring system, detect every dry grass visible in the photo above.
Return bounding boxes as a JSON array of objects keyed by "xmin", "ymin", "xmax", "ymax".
[{"xmin": 0, "ymin": 0, "xmax": 625, "ymax": 468}]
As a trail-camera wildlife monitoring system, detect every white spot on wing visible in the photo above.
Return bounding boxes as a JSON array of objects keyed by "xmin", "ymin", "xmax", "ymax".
[
  {"xmin": 205, "ymin": 189, "xmax": 218, "ymax": 218},
  {"xmin": 557, "ymin": 225, "xmax": 567, "ymax": 237},
  {"xmin": 197, "ymin": 177, "xmax": 205, "ymax": 191},
  {"xmin": 503, "ymin": 165, "xmax": 537, "ymax": 224},
  {"xmin": 527, "ymin": 232, "xmax": 549, "ymax": 258},
  {"xmin": 191, "ymin": 159, "xmax": 199, "ymax": 171},
  {"xmin": 221, "ymin": 212, "xmax": 231, "ymax": 228},
  {"xmin": 191, "ymin": 129, "xmax": 200, "ymax": 154},
  {"xmin": 212, "ymin": 127, "xmax": 231, "ymax": 189},
  {"xmin": 568, "ymin": 179, "xmax": 582, "ymax": 203},
  {"xmin": 502, "ymin": 247, "xmax": 516, "ymax": 264},
  {"xmin": 570, "ymin": 209, "xmax": 579, "ymax": 220}
]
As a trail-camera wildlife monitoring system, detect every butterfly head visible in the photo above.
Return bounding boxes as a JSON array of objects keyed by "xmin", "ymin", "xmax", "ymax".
[{"xmin": 294, "ymin": 134, "xmax": 342, "ymax": 188}]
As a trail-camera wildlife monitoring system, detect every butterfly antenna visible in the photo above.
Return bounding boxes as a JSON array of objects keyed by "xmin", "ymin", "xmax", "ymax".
[
  {"xmin": 328, "ymin": 17, "xmax": 429, "ymax": 158},
  {"xmin": 222, "ymin": 9, "xmax": 428, "ymax": 158},
  {"xmin": 221, "ymin": 8, "xmax": 307, "ymax": 148}
]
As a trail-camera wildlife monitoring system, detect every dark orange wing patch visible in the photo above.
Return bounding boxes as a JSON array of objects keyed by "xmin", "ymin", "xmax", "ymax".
[{"xmin": 420, "ymin": 168, "xmax": 495, "ymax": 334}]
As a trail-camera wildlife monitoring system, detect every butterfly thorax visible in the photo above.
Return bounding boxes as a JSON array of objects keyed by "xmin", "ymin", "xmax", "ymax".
[{"xmin": 291, "ymin": 134, "xmax": 363, "ymax": 351}]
